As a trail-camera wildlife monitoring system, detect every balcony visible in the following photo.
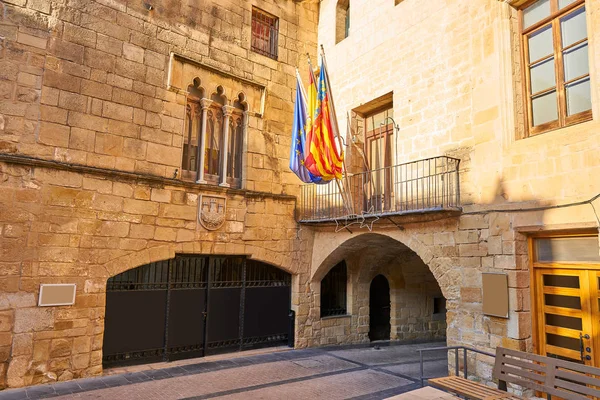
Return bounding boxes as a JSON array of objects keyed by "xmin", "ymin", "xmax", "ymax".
[{"xmin": 297, "ymin": 156, "xmax": 461, "ymax": 223}]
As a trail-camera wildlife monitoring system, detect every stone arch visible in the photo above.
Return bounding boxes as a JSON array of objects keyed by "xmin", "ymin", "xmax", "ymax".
[
  {"xmin": 101, "ymin": 244, "xmax": 297, "ymax": 282},
  {"xmin": 233, "ymin": 92, "xmax": 249, "ymax": 112},
  {"xmin": 312, "ymin": 232, "xmax": 448, "ymax": 343},
  {"xmin": 187, "ymin": 77, "xmax": 205, "ymax": 100},
  {"xmin": 210, "ymin": 85, "xmax": 227, "ymax": 105},
  {"xmin": 310, "ymin": 231, "xmax": 442, "ymax": 294}
]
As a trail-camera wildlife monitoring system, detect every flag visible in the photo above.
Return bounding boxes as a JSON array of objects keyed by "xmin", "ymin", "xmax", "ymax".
[
  {"xmin": 304, "ymin": 59, "xmax": 344, "ymax": 181},
  {"xmin": 289, "ymin": 71, "xmax": 322, "ymax": 184}
]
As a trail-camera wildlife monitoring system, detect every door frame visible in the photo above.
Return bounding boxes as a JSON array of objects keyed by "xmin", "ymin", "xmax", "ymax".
[{"xmin": 528, "ymin": 231, "xmax": 600, "ymax": 365}]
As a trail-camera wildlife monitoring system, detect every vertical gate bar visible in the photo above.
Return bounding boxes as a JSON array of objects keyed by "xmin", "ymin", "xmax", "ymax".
[
  {"xmin": 163, "ymin": 259, "xmax": 173, "ymax": 361},
  {"xmin": 239, "ymin": 257, "xmax": 246, "ymax": 351},
  {"xmin": 203, "ymin": 256, "xmax": 212, "ymax": 355}
]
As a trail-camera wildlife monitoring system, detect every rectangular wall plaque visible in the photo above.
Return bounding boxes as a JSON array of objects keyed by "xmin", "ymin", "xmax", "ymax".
[
  {"xmin": 38, "ymin": 284, "xmax": 76, "ymax": 306},
  {"xmin": 482, "ymin": 273, "xmax": 509, "ymax": 318}
]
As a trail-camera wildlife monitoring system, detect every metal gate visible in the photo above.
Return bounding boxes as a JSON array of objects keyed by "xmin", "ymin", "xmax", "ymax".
[{"xmin": 102, "ymin": 255, "xmax": 292, "ymax": 367}]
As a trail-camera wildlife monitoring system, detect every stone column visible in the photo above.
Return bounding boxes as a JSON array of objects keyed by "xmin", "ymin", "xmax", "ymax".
[
  {"xmin": 219, "ymin": 105, "xmax": 235, "ymax": 187},
  {"xmin": 240, "ymin": 110, "xmax": 249, "ymax": 183},
  {"xmin": 195, "ymin": 99, "xmax": 213, "ymax": 184}
]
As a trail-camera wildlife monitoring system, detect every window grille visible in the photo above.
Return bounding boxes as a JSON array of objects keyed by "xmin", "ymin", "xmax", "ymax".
[
  {"xmin": 251, "ymin": 8, "xmax": 279, "ymax": 60},
  {"xmin": 321, "ymin": 261, "xmax": 347, "ymax": 317}
]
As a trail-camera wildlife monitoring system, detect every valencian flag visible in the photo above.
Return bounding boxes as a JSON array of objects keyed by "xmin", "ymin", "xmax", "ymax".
[
  {"xmin": 289, "ymin": 72, "xmax": 322, "ymax": 183},
  {"xmin": 303, "ymin": 59, "xmax": 344, "ymax": 181}
]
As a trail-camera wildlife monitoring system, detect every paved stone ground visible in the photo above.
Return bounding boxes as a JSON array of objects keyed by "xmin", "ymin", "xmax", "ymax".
[{"xmin": 0, "ymin": 341, "xmax": 449, "ymax": 400}]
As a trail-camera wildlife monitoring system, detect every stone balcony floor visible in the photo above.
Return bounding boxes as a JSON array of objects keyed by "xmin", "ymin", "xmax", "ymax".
[{"xmin": 0, "ymin": 341, "xmax": 449, "ymax": 400}]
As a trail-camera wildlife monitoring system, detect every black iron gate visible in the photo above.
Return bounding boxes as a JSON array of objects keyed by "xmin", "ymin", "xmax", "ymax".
[{"xmin": 103, "ymin": 255, "xmax": 292, "ymax": 367}]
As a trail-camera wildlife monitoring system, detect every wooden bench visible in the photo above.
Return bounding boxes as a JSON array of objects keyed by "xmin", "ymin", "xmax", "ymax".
[{"xmin": 429, "ymin": 346, "xmax": 600, "ymax": 400}]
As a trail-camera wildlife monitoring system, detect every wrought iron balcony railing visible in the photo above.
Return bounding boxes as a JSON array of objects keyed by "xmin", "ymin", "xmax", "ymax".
[{"xmin": 298, "ymin": 156, "xmax": 461, "ymax": 223}]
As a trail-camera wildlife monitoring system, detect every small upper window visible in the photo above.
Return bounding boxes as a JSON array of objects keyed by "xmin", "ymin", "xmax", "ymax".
[
  {"xmin": 321, "ymin": 261, "xmax": 347, "ymax": 317},
  {"xmin": 335, "ymin": 0, "xmax": 350, "ymax": 44},
  {"xmin": 251, "ymin": 7, "xmax": 279, "ymax": 60},
  {"xmin": 520, "ymin": 0, "xmax": 591, "ymax": 136}
]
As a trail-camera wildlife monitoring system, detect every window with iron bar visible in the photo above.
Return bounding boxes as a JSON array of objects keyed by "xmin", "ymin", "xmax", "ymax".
[
  {"xmin": 321, "ymin": 260, "xmax": 348, "ymax": 317},
  {"xmin": 251, "ymin": 7, "xmax": 279, "ymax": 60}
]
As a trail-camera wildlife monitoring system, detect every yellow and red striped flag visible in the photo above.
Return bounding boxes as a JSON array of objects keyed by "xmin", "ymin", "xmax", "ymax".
[{"xmin": 304, "ymin": 60, "xmax": 344, "ymax": 181}]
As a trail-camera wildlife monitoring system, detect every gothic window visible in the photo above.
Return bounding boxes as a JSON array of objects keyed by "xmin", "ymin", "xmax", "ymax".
[
  {"xmin": 520, "ymin": 0, "xmax": 591, "ymax": 136},
  {"xmin": 227, "ymin": 115, "xmax": 243, "ymax": 184},
  {"xmin": 205, "ymin": 107, "xmax": 223, "ymax": 181},
  {"xmin": 321, "ymin": 261, "xmax": 347, "ymax": 317},
  {"xmin": 251, "ymin": 7, "xmax": 279, "ymax": 60},
  {"xmin": 181, "ymin": 82, "xmax": 203, "ymax": 181},
  {"xmin": 181, "ymin": 83, "xmax": 246, "ymax": 189}
]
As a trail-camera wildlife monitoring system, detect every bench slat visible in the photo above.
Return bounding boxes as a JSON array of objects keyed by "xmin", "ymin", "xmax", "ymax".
[
  {"xmin": 554, "ymin": 377, "xmax": 600, "ymax": 398},
  {"xmin": 497, "ymin": 356, "xmax": 546, "ymax": 373},
  {"xmin": 498, "ymin": 364, "xmax": 546, "ymax": 384},
  {"xmin": 429, "ymin": 376, "xmax": 506, "ymax": 399},
  {"xmin": 556, "ymin": 368, "xmax": 600, "ymax": 387}
]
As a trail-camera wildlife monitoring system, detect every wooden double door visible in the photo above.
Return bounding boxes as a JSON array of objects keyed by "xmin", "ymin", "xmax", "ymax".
[{"xmin": 535, "ymin": 268, "xmax": 600, "ymax": 366}]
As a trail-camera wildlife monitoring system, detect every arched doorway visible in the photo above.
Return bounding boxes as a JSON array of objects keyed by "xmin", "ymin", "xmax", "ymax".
[
  {"xmin": 102, "ymin": 255, "xmax": 292, "ymax": 367},
  {"xmin": 369, "ymin": 274, "xmax": 391, "ymax": 341}
]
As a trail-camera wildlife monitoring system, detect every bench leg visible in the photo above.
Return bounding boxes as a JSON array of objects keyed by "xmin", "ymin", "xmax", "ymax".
[{"xmin": 498, "ymin": 380, "xmax": 507, "ymax": 391}]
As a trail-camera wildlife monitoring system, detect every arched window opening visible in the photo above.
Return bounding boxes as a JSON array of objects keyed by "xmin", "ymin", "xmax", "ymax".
[
  {"xmin": 335, "ymin": 0, "xmax": 350, "ymax": 44},
  {"xmin": 181, "ymin": 84, "xmax": 246, "ymax": 189},
  {"xmin": 182, "ymin": 82, "xmax": 204, "ymax": 180},
  {"xmin": 321, "ymin": 260, "xmax": 347, "ymax": 317},
  {"xmin": 205, "ymin": 107, "xmax": 223, "ymax": 182}
]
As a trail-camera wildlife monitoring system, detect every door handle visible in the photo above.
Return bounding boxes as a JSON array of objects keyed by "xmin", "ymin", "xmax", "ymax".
[{"xmin": 580, "ymin": 333, "xmax": 591, "ymax": 361}]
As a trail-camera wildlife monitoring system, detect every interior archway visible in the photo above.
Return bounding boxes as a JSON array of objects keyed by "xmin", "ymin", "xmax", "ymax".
[{"xmin": 313, "ymin": 233, "xmax": 447, "ymax": 344}]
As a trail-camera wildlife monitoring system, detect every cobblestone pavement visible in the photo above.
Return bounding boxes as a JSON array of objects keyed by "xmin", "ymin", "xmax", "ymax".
[{"xmin": 0, "ymin": 341, "xmax": 449, "ymax": 400}]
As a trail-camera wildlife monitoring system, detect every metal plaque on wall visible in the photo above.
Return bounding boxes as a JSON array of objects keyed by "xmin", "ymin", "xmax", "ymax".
[
  {"xmin": 38, "ymin": 284, "xmax": 76, "ymax": 306},
  {"xmin": 482, "ymin": 273, "xmax": 509, "ymax": 318}
]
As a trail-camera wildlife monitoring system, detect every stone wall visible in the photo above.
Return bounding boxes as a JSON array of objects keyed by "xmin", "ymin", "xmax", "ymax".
[
  {"xmin": 318, "ymin": 0, "xmax": 600, "ymax": 207},
  {"xmin": 0, "ymin": 160, "xmax": 312, "ymax": 387},
  {"xmin": 0, "ymin": 0, "xmax": 320, "ymax": 389},
  {"xmin": 0, "ymin": 0, "xmax": 319, "ymax": 195}
]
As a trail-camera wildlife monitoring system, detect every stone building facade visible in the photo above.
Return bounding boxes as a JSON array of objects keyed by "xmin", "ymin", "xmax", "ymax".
[
  {"xmin": 0, "ymin": 0, "xmax": 599, "ymax": 392},
  {"xmin": 0, "ymin": 0, "xmax": 319, "ymax": 388},
  {"xmin": 309, "ymin": 0, "xmax": 600, "ymax": 388}
]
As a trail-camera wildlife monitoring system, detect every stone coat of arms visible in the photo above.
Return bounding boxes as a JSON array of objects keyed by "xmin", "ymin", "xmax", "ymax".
[{"xmin": 198, "ymin": 195, "xmax": 226, "ymax": 231}]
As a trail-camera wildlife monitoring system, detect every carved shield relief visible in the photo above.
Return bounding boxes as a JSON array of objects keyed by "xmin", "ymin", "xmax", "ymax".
[{"xmin": 198, "ymin": 195, "xmax": 227, "ymax": 231}]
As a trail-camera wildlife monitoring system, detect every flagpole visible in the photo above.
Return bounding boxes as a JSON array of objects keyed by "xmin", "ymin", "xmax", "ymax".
[
  {"xmin": 306, "ymin": 52, "xmax": 349, "ymax": 216},
  {"xmin": 319, "ymin": 45, "xmax": 354, "ymax": 216}
]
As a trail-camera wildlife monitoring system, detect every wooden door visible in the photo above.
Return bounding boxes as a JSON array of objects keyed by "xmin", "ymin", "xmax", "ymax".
[
  {"xmin": 534, "ymin": 268, "xmax": 595, "ymax": 365},
  {"xmin": 364, "ymin": 108, "xmax": 394, "ymax": 213},
  {"xmin": 588, "ymin": 269, "xmax": 600, "ymax": 367}
]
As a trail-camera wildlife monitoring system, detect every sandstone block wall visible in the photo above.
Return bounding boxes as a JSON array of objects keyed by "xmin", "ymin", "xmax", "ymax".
[
  {"xmin": 0, "ymin": 0, "xmax": 319, "ymax": 195},
  {"xmin": 0, "ymin": 0, "xmax": 321, "ymax": 388}
]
